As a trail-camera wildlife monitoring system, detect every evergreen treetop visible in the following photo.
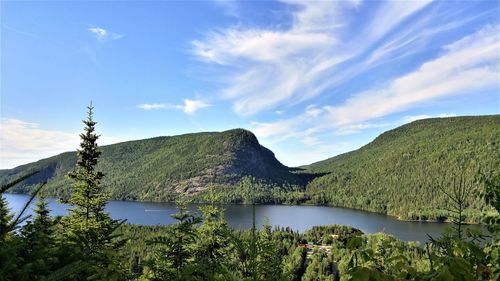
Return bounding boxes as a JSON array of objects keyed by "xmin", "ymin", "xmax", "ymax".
[{"xmin": 64, "ymin": 103, "xmax": 112, "ymax": 253}]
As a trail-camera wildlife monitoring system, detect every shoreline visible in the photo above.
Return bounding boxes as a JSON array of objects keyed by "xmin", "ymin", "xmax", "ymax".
[{"xmin": 4, "ymin": 191, "xmax": 485, "ymax": 225}]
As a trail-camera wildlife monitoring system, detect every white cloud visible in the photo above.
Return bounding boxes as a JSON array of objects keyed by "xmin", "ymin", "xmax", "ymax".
[
  {"xmin": 325, "ymin": 24, "xmax": 499, "ymax": 127},
  {"xmin": 333, "ymin": 122, "xmax": 392, "ymax": 136},
  {"xmin": 191, "ymin": 1, "xmax": 341, "ymax": 115},
  {"xmin": 362, "ymin": 1, "xmax": 432, "ymax": 42},
  {"xmin": 138, "ymin": 99, "xmax": 212, "ymax": 114},
  {"xmin": 403, "ymin": 113, "xmax": 457, "ymax": 123},
  {"xmin": 250, "ymin": 25, "xmax": 500, "ymax": 145},
  {"xmin": 182, "ymin": 99, "xmax": 212, "ymax": 114},
  {"xmin": 88, "ymin": 27, "xmax": 107, "ymax": 38},
  {"xmin": 192, "ymin": 0, "xmax": 435, "ymax": 115},
  {"xmin": 88, "ymin": 26, "xmax": 123, "ymax": 41},
  {"xmin": 251, "ymin": 119, "xmax": 295, "ymax": 140},
  {"xmin": 305, "ymin": 105, "xmax": 323, "ymax": 118},
  {"xmin": 138, "ymin": 103, "xmax": 171, "ymax": 110},
  {"xmin": 270, "ymin": 142, "xmax": 359, "ymax": 167},
  {"xmin": 362, "ymin": 6, "xmax": 485, "ymax": 67},
  {"xmin": 0, "ymin": 119, "xmax": 121, "ymax": 169},
  {"xmin": 300, "ymin": 136, "xmax": 321, "ymax": 146}
]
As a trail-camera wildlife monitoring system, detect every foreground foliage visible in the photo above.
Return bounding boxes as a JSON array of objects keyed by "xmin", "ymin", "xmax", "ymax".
[{"xmin": 1, "ymin": 168, "xmax": 499, "ymax": 280}]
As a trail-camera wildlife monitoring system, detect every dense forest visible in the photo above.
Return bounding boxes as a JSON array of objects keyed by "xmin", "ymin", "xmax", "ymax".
[
  {"xmin": 0, "ymin": 128, "xmax": 309, "ymax": 201},
  {"xmin": 1, "ymin": 106, "xmax": 499, "ymax": 280},
  {"xmin": 1, "ymin": 114, "xmax": 499, "ymax": 224},
  {"xmin": 304, "ymin": 115, "xmax": 500, "ymax": 222},
  {"xmin": 160, "ymin": 115, "xmax": 500, "ymax": 223},
  {"xmin": 2, "ymin": 179, "xmax": 500, "ymax": 280}
]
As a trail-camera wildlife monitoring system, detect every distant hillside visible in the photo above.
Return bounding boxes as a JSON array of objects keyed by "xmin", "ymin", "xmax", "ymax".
[
  {"xmin": 0, "ymin": 129, "xmax": 308, "ymax": 201},
  {"xmin": 304, "ymin": 115, "xmax": 500, "ymax": 222},
  {"xmin": 2, "ymin": 116, "xmax": 498, "ymax": 222}
]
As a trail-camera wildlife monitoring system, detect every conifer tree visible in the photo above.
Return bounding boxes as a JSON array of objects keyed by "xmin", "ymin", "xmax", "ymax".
[
  {"xmin": 62, "ymin": 103, "xmax": 126, "ymax": 280},
  {"xmin": 64, "ymin": 103, "xmax": 113, "ymax": 252},
  {"xmin": 146, "ymin": 199, "xmax": 202, "ymax": 280},
  {"xmin": 19, "ymin": 196, "xmax": 56, "ymax": 280},
  {"xmin": 257, "ymin": 218, "xmax": 282, "ymax": 280},
  {"xmin": 0, "ymin": 194, "xmax": 19, "ymax": 281},
  {"xmin": 0, "ymin": 195, "xmax": 12, "ymax": 241},
  {"xmin": 196, "ymin": 185, "xmax": 230, "ymax": 278},
  {"xmin": 0, "ymin": 171, "xmax": 44, "ymax": 281}
]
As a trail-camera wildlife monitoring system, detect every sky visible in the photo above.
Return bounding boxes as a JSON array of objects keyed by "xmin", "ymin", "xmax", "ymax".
[{"xmin": 1, "ymin": 0, "xmax": 499, "ymax": 169}]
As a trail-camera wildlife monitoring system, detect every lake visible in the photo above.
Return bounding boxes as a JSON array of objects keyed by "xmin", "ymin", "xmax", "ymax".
[{"xmin": 3, "ymin": 193, "xmax": 475, "ymax": 245}]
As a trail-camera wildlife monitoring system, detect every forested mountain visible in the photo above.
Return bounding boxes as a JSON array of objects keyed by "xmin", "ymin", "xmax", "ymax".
[
  {"xmin": 1, "ymin": 115, "xmax": 499, "ymax": 222},
  {"xmin": 304, "ymin": 115, "xmax": 500, "ymax": 221},
  {"xmin": 0, "ymin": 129, "xmax": 308, "ymax": 201}
]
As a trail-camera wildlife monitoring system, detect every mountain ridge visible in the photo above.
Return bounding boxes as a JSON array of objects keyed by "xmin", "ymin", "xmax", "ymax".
[
  {"xmin": 304, "ymin": 114, "xmax": 500, "ymax": 221},
  {"xmin": 2, "ymin": 115, "xmax": 499, "ymax": 222},
  {"xmin": 0, "ymin": 128, "xmax": 309, "ymax": 201}
]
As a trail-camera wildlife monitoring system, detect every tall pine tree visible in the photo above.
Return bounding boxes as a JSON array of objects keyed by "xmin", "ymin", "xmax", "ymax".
[
  {"xmin": 64, "ymin": 103, "xmax": 112, "ymax": 252},
  {"xmin": 62, "ymin": 103, "xmax": 126, "ymax": 280}
]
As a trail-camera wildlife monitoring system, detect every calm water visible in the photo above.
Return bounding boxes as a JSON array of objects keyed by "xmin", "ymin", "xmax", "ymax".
[{"xmin": 4, "ymin": 193, "xmax": 476, "ymax": 245}]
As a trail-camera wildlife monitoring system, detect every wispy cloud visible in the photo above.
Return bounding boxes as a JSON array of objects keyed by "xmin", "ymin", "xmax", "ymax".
[
  {"xmin": 325, "ymin": 24, "xmax": 499, "ymax": 127},
  {"xmin": 138, "ymin": 103, "xmax": 174, "ymax": 110},
  {"xmin": 88, "ymin": 26, "xmax": 123, "ymax": 41},
  {"xmin": 192, "ymin": 1, "xmax": 341, "ymax": 115},
  {"xmin": 251, "ymin": 24, "xmax": 499, "ymax": 144},
  {"xmin": 271, "ymin": 141, "xmax": 359, "ymax": 167},
  {"xmin": 403, "ymin": 113, "xmax": 457, "ymax": 123},
  {"xmin": 192, "ymin": 0, "xmax": 438, "ymax": 115},
  {"xmin": 212, "ymin": 0, "xmax": 240, "ymax": 18},
  {"xmin": 182, "ymin": 99, "xmax": 212, "ymax": 114},
  {"xmin": 0, "ymin": 119, "xmax": 121, "ymax": 169},
  {"xmin": 82, "ymin": 26, "xmax": 123, "ymax": 65},
  {"xmin": 138, "ymin": 99, "xmax": 212, "ymax": 115},
  {"xmin": 2, "ymin": 24, "xmax": 37, "ymax": 38}
]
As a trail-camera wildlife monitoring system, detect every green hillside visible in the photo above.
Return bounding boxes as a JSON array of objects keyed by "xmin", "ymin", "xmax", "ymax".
[
  {"xmin": 2, "ymin": 115, "xmax": 498, "ymax": 222},
  {"xmin": 0, "ymin": 129, "xmax": 307, "ymax": 201},
  {"xmin": 304, "ymin": 115, "xmax": 500, "ymax": 222}
]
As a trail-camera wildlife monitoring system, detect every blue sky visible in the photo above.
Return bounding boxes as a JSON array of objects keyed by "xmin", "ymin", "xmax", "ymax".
[{"xmin": 1, "ymin": 0, "xmax": 499, "ymax": 168}]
